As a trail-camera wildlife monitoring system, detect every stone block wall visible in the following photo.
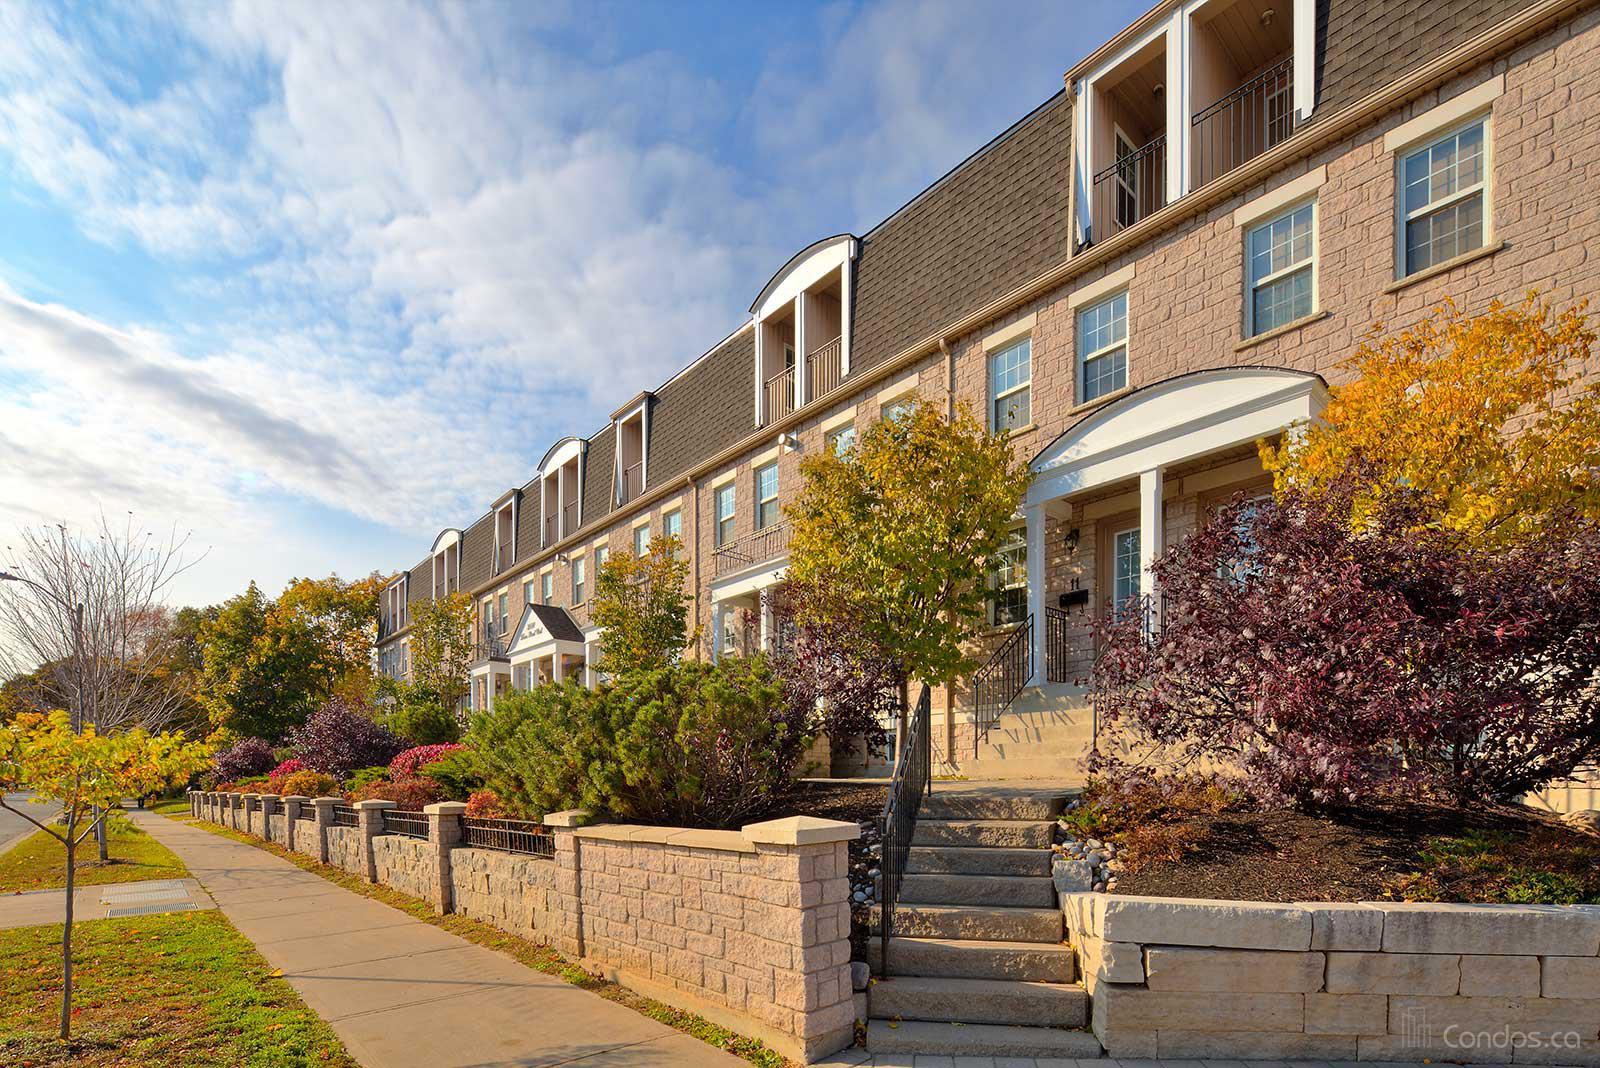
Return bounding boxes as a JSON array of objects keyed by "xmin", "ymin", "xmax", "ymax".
[
  {"xmin": 449, "ymin": 847, "xmax": 556, "ymax": 938},
  {"xmin": 324, "ymin": 825, "xmax": 364, "ymax": 876},
  {"xmin": 371, "ymin": 835, "xmax": 438, "ymax": 902},
  {"xmin": 289, "ymin": 818, "xmax": 320, "ymax": 859},
  {"xmin": 1065, "ymin": 891, "xmax": 1600, "ymax": 1063},
  {"xmin": 267, "ymin": 814, "xmax": 287, "ymax": 843}
]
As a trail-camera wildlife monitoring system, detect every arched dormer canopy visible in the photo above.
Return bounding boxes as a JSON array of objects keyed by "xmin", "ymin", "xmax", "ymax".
[
  {"xmin": 749, "ymin": 234, "xmax": 857, "ymax": 321},
  {"xmin": 430, "ymin": 528, "xmax": 462, "ymax": 554},
  {"xmin": 1026, "ymin": 366, "xmax": 1327, "ymax": 505},
  {"xmin": 538, "ymin": 436, "xmax": 587, "ymax": 479}
]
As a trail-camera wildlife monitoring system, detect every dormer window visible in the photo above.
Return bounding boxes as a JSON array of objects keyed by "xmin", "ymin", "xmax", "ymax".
[
  {"xmin": 539, "ymin": 437, "xmax": 587, "ymax": 547},
  {"xmin": 751, "ymin": 235, "xmax": 856, "ymax": 428},
  {"xmin": 612, "ymin": 393, "xmax": 652, "ymax": 507},
  {"xmin": 492, "ymin": 491, "xmax": 518, "ymax": 575},
  {"xmin": 381, "ymin": 574, "xmax": 408, "ymax": 639},
  {"xmin": 430, "ymin": 530, "xmax": 461, "ymax": 599}
]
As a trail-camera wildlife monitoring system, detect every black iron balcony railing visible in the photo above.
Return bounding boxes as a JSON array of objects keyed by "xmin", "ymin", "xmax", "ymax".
[
  {"xmin": 1192, "ymin": 56, "xmax": 1293, "ymax": 189},
  {"xmin": 563, "ymin": 502, "xmax": 578, "ymax": 536},
  {"xmin": 1092, "ymin": 134, "xmax": 1166, "ymax": 243},
  {"xmin": 473, "ymin": 635, "xmax": 508, "ymax": 662},
  {"xmin": 383, "ymin": 809, "xmax": 429, "ymax": 840},
  {"xmin": 711, "ymin": 521, "xmax": 791, "ymax": 578},
  {"xmin": 805, "ymin": 335, "xmax": 843, "ymax": 400},
  {"xmin": 1044, "ymin": 605, "xmax": 1072, "ymax": 684},
  {"xmin": 620, "ymin": 461, "xmax": 644, "ymax": 505},
  {"xmin": 762, "ymin": 365, "xmax": 797, "ymax": 427},
  {"xmin": 543, "ymin": 513, "xmax": 558, "ymax": 546}
]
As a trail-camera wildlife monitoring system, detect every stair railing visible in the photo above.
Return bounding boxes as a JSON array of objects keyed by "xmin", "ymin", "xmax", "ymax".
[
  {"xmin": 877, "ymin": 682, "xmax": 932, "ymax": 977},
  {"xmin": 971, "ymin": 614, "xmax": 1033, "ymax": 755}
]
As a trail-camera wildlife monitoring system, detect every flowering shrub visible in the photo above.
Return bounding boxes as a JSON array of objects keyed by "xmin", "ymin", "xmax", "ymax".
[
  {"xmin": 209, "ymin": 737, "xmax": 277, "ymax": 786},
  {"xmin": 275, "ymin": 769, "xmax": 339, "ymax": 798},
  {"xmin": 464, "ymin": 789, "xmax": 506, "ymax": 819},
  {"xmin": 1092, "ymin": 485, "xmax": 1600, "ymax": 804},
  {"xmin": 345, "ymin": 775, "xmax": 443, "ymax": 809},
  {"xmin": 389, "ymin": 744, "xmax": 465, "ymax": 779},
  {"xmin": 215, "ymin": 777, "xmax": 269, "ymax": 793},
  {"xmin": 288, "ymin": 698, "xmax": 408, "ymax": 779}
]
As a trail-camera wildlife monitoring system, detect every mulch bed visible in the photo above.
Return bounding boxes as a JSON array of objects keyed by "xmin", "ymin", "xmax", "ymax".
[
  {"xmin": 1109, "ymin": 800, "xmax": 1600, "ymax": 902},
  {"xmin": 754, "ymin": 779, "xmax": 887, "ymax": 825}
]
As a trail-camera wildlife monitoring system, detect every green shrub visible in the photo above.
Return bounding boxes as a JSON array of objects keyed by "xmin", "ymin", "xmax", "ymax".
[
  {"xmin": 419, "ymin": 750, "xmax": 481, "ymax": 801},
  {"xmin": 344, "ymin": 776, "xmax": 444, "ymax": 809},
  {"xmin": 382, "ymin": 692, "xmax": 462, "ymax": 746},
  {"xmin": 466, "ymin": 656, "xmax": 811, "ymax": 829},
  {"xmin": 341, "ymin": 766, "xmax": 390, "ymax": 792},
  {"xmin": 276, "ymin": 769, "xmax": 339, "ymax": 798}
]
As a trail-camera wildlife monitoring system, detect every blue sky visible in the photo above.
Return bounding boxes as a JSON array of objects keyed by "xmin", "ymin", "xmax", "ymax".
[{"xmin": 0, "ymin": 0, "xmax": 1141, "ymax": 608}]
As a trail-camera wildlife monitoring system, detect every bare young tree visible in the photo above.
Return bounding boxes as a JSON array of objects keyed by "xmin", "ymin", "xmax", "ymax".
[{"xmin": 0, "ymin": 514, "xmax": 199, "ymax": 857}]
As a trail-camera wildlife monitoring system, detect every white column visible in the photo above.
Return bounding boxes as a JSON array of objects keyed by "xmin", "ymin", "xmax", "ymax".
[
  {"xmin": 793, "ymin": 294, "xmax": 807, "ymax": 408},
  {"xmin": 1166, "ymin": 14, "xmax": 1186, "ymax": 200},
  {"xmin": 485, "ymin": 672, "xmax": 495, "ymax": 713},
  {"xmin": 758, "ymin": 590, "xmax": 772, "ymax": 651},
  {"xmin": 710, "ymin": 605, "xmax": 723, "ymax": 664},
  {"xmin": 552, "ymin": 653, "xmax": 565, "ymax": 684},
  {"xmin": 1139, "ymin": 467, "xmax": 1165, "ymax": 627},
  {"xmin": 839, "ymin": 252, "xmax": 853, "ymax": 376},
  {"xmin": 1025, "ymin": 503, "xmax": 1047, "ymax": 687}
]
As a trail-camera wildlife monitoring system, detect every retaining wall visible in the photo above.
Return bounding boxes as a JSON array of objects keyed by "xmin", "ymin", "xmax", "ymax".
[
  {"xmin": 1065, "ymin": 891, "xmax": 1600, "ymax": 1064},
  {"xmin": 189, "ymin": 792, "xmax": 859, "ymax": 1063}
]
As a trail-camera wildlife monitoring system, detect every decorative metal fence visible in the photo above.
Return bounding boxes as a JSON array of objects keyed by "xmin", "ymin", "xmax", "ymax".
[
  {"xmin": 384, "ymin": 809, "xmax": 429, "ymax": 839},
  {"xmin": 876, "ymin": 684, "xmax": 932, "ymax": 977},
  {"xmin": 972, "ymin": 614, "xmax": 1033, "ymax": 754},
  {"xmin": 1044, "ymin": 605, "xmax": 1071, "ymax": 684},
  {"xmin": 331, "ymin": 805, "xmax": 359, "ymax": 828},
  {"xmin": 462, "ymin": 817, "xmax": 556, "ymax": 858},
  {"xmin": 296, "ymin": 806, "xmax": 317, "ymax": 822}
]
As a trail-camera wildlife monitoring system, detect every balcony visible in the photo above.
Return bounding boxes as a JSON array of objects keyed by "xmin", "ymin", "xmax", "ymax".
[
  {"xmin": 763, "ymin": 365, "xmax": 797, "ymax": 427},
  {"xmin": 544, "ymin": 514, "xmax": 558, "ymax": 546},
  {"xmin": 712, "ymin": 521, "xmax": 792, "ymax": 578},
  {"xmin": 472, "ymin": 636, "xmax": 508, "ymax": 663},
  {"xmin": 563, "ymin": 501, "xmax": 578, "ymax": 535},
  {"xmin": 805, "ymin": 336, "xmax": 843, "ymax": 400},
  {"xmin": 620, "ymin": 461, "xmax": 644, "ymax": 505},
  {"xmin": 1192, "ymin": 55, "xmax": 1293, "ymax": 188},
  {"xmin": 1092, "ymin": 134, "xmax": 1166, "ymax": 241}
]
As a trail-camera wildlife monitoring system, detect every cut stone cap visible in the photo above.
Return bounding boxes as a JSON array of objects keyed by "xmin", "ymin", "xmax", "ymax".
[
  {"xmin": 544, "ymin": 809, "xmax": 592, "ymax": 828},
  {"xmin": 352, "ymin": 799, "xmax": 397, "ymax": 810},
  {"xmin": 424, "ymin": 801, "xmax": 469, "ymax": 815},
  {"xmin": 741, "ymin": 815, "xmax": 862, "ymax": 846},
  {"xmin": 311, "ymin": 796, "xmax": 344, "ymax": 805},
  {"xmin": 280, "ymin": 795, "xmax": 311, "ymax": 802}
]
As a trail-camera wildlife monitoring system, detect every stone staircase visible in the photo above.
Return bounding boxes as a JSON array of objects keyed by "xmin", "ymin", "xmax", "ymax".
[
  {"xmin": 866, "ymin": 784, "xmax": 1101, "ymax": 1059},
  {"xmin": 957, "ymin": 683, "xmax": 1097, "ymax": 780}
]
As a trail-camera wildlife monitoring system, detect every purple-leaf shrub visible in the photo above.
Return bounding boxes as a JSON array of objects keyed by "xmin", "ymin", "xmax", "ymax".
[
  {"xmin": 1091, "ymin": 486, "xmax": 1600, "ymax": 805},
  {"xmin": 288, "ymin": 697, "xmax": 408, "ymax": 779},
  {"xmin": 389, "ymin": 744, "xmax": 465, "ymax": 779},
  {"xmin": 768, "ymin": 579, "xmax": 897, "ymax": 758},
  {"xmin": 210, "ymin": 737, "xmax": 277, "ymax": 785}
]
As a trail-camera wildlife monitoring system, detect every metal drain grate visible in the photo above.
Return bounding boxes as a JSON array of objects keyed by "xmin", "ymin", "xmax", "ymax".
[
  {"xmin": 101, "ymin": 889, "xmax": 190, "ymax": 905},
  {"xmin": 105, "ymin": 902, "xmax": 201, "ymax": 918}
]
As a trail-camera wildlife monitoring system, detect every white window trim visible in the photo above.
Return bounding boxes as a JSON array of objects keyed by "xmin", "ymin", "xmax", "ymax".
[
  {"xmin": 1392, "ymin": 113, "xmax": 1493, "ymax": 280},
  {"xmin": 1233, "ymin": 165, "xmax": 1325, "ymax": 229},
  {"xmin": 714, "ymin": 483, "xmax": 737, "ymax": 546},
  {"xmin": 1244, "ymin": 198, "xmax": 1319, "ymax": 338},
  {"xmin": 875, "ymin": 371, "xmax": 919, "ymax": 405},
  {"xmin": 632, "ymin": 523, "xmax": 651, "ymax": 556},
  {"xmin": 754, "ymin": 462, "xmax": 780, "ymax": 530},
  {"xmin": 819, "ymin": 405, "xmax": 857, "ymax": 434},
  {"xmin": 1383, "ymin": 75, "xmax": 1503, "ymax": 153},
  {"xmin": 1078, "ymin": 291, "xmax": 1130, "ymax": 402},
  {"xmin": 988, "ymin": 336, "xmax": 1032, "ymax": 432},
  {"xmin": 1112, "ymin": 525, "xmax": 1142, "ymax": 607},
  {"xmin": 1068, "ymin": 263, "xmax": 1135, "ymax": 311}
]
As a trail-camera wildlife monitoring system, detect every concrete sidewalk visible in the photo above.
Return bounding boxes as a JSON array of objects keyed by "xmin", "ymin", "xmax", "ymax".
[
  {"xmin": 129, "ymin": 809, "xmax": 744, "ymax": 1068},
  {"xmin": 0, "ymin": 876, "xmax": 213, "ymax": 929}
]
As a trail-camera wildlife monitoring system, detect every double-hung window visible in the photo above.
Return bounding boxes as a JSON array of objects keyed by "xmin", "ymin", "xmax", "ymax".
[
  {"xmin": 1111, "ymin": 528, "xmax": 1141, "ymax": 612},
  {"xmin": 989, "ymin": 528, "xmax": 1028, "ymax": 626},
  {"xmin": 1078, "ymin": 293, "xmax": 1128, "ymax": 402},
  {"xmin": 827, "ymin": 422, "xmax": 856, "ymax": 457},
  {"xmin": 755, "ymin": 463, "xmax": 780, "ymax": 529},
  {"xmin": 522, "ymin": 578, "xmax": 534, "ymax": 606},
  {"xmin": 1400, "ymin": 119, "xmax": 1487, "ymax": 277},
  {"xmin": 566, "ymin": 556, "xmax": 585, "ymax": 604},
  {"xmin": 1246, "ymin": 202, "xmax": 1315, "ymax": 336},
  {"xmin": 883, "ymin": 395, "xmax": 915, "ymax": 422},
  {"xmin": 662, "ymin": 508, "xmax": 682, "ymax": 551},
  {"xmin": 540, "ymin": 571, "xmax": 553, "ymax": 605},
  {"xmin": 988, "ymin": 337, "xmax": 1031, "ymax": 432},
  {"xmin": 594, "ymin": 545, "xmax": 609, "ymax": 574},
  {"xmin": 497, "ymin": 593, "xmax": 509, "ymax": 631},
  {"xmin": 633, "ymin": 524, "xmax": 650, "ymax": 557},
  {"xmin": 714, "ymin": 483, "xmax": 736, "ymax": 546}
]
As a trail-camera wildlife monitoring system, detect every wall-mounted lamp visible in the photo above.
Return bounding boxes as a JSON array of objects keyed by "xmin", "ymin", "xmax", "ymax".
[{"xmin": 1063, "ymin": 527, "xmax": 1081, "ymax": 554}]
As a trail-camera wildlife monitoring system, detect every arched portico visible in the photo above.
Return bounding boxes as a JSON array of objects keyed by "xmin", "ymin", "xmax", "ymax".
[{"xmin": 1022, "ymin": 366, "xmax": 1327, "ymax": 683}]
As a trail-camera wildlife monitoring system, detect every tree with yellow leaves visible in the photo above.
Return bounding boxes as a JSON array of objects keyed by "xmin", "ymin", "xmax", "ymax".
[
  {"xmin": 0, "ymin": 711, "xmax": 210, "ymax": 1039},
  {"xmin": 1262, "ymin": 295, "xmax": 1600, "ymax": 545}
]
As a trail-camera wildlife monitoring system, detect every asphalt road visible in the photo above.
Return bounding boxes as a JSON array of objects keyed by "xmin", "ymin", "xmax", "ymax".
[{"xmin": 1, "ymin": 791, "xmax": 50, "ymax": 855}]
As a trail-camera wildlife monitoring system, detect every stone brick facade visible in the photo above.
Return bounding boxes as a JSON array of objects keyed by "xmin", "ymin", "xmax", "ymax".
[
  {"xmin": 1065, "ymin": 891, "xmax": 1600, "ymax": 1062},
  {"xmin": 192, "ymin": 794, "xmax": 859, "ymax": 1064}
]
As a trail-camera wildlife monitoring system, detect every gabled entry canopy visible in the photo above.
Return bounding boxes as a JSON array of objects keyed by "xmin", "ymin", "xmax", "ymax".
[
  {"xmin": 1026, "ymin": 366, "xmax": 1327, "ymax": 506},
  {"xmin": 506, "ymin": 602, "xmax": 587, "ymax": 659}
]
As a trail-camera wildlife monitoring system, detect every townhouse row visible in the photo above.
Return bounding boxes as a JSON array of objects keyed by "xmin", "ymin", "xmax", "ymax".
[{"xmin": 375, "ymin": 0, "xmax": 1600, "ymax": 774}]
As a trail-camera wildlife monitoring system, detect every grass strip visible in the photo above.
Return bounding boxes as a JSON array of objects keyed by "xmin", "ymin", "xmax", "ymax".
[
  {"xmin": 0, "ymin": 813, "xmax": 188, "ymax": 893},
  {"xmin": 0, "ymin": 909, "xmax": 357, "ymax": 1067}
]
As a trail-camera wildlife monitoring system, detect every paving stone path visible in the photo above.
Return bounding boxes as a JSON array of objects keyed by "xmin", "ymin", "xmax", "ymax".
[{"xmin": 128, "ymin": 808, "xmax": 743, "ymax": 1068}]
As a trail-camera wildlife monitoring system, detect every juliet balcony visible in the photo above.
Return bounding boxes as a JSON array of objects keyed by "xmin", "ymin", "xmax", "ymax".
[{"xmin": 712, "ymin": 521, "xmax": 791, "ymax": 578}]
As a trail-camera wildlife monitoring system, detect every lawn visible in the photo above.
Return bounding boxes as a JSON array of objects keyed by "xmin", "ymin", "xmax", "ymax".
[
  {"xmin": 0, "ymin": 813, "xmax": 189, "ymax": 893},
  {"xmin": 147, "ymin": 796, "xmax": 195, "ymax": 817},
  {"xmin": 0, "ymin": 910, "xmax": 357, "ymax": 1067}
]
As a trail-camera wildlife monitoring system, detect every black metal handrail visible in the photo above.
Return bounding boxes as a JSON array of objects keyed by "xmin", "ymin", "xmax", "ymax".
[
  {"xmin": 1192, "ymin": 55, "xmax": 1293, "ymax": 188},
  {"xmin": 1091, "ymin": 134, "xmax": 1166, "ymax": 242},
  {"xmin": 331, "ymin": 805, "xmax": 358, "ymax": 828},
  {"xmin": 877, "ymin": 683, "xmax": 931, "ymax": 977},
  {"xmin": 972, "ymin": 614, "xmax": 1033, "ymax": 754},
  {"xmin": 1045, "ymin": 605, "xmax": 1071, "ymax": 684},
  {"xmin": 462, "ymin": 816, "xmax": 555, "ymax": 858},
  {"xmin": 711, "ymin": 521, "xmax": 791, "ymax": 577},
  {"xmin": 384, "ymin": 809, "xmax": 429, "ymax": 839}
]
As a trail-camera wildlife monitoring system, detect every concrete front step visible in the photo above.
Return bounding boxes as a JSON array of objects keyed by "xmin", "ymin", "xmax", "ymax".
[
  {"xmin": 877, "ymin": 903, "xmax": 1062, "ymax": 942},
  {"xmin": 865, "ymin": 1018, "xmax": 1103, "ymax": 1058},
  {"xmin": 899, "ymin": 872, "xmax": 1057, "ymax": 909},
  {"xmin": 959, "ymin": 754, "xmax": 1092, "ymax": 781},
  {"xmin": 906, "ymin": 845, "xmax": 1053, "ymax": 877},
  {"xmin": 911, "ymin": 819, "xmax": 1054, "ymax": 848},
  {"xmin": 919, "ymin": 786, "xmax": 1072, "ymax": 821},
  {"xmin": 868, "ymin": 935, "xmax": 1078, "ymax": 981},
  {"xmin": 867, "ymin": 974, "xmax": 1089, "ymax": 1028}
]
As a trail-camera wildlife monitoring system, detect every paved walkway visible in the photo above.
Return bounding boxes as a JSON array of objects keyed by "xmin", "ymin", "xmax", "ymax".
[
  {"xmin": 819, "ymin": 1056, "xmax": 1494, "ymax": 1067},
  {"xmin": 128, "ymin": 809, "xmax": 743, "ymax": 1068},
  {"xmin": 0, "ymin": 876, "xmax": 213, "ymax": 929},
  {"xmin": 1, "ymin": 791, "xmax": 56, "ymax": 855}
]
